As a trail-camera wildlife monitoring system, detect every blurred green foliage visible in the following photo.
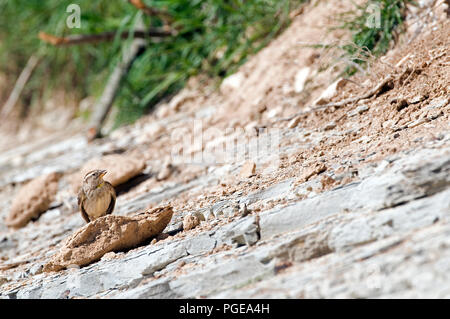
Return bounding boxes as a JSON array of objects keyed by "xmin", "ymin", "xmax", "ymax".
[
  {"xmin": 339, "ymin": 0, "xmax": 412, "ymax": 74},
  {"xmin": 0, "ymin": 0, "xmax": 302, "ymax": 127}
]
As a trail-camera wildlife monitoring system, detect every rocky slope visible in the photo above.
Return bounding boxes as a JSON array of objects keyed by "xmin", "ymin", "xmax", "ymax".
[{"xmin": 0, "ymin": 0, "xmax": 449, "ymax": 298}]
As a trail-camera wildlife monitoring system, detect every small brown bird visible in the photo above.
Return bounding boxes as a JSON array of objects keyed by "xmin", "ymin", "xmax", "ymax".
[{"xmin": 77, "ymin": 169, "xmax": 116, "ymax": 223}]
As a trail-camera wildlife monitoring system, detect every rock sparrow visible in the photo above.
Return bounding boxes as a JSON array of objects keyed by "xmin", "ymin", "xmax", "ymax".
[{"xmin": 77, "ymin": 169, "xmax": 116, "ymax": 223}]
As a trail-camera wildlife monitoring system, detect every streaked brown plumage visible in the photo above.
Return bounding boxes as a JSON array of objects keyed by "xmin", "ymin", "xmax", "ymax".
[{"xmin": 77, "ymin": 169, "xmax": 116, "ymax": 223}]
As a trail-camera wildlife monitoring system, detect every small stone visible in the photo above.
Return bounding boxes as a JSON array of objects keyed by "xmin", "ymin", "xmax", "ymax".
[
  {"xmin": 0, "ymin": 276, "xmax": 9, "ymax": 286},
  {"xmin": 192, "ymin": 210, "xmax": 206, "ymax": 222},
  {"xmin": 183, "ymin": 214, "xmax": 200, "ymax": 231},
  {"xmin": 274, "ymin": 260, "xmax": 293, "ymax": 274},
  {"xmin": 314, "ymin": 78, "xmax": 346, "ymax": 105},
  {"xmin": 39, "ymin": 208, "xmax": 61, "ymax": 222},
  {"xmin": 426, "ymin": 96, "xmax": 448, "ymax": 110},
  {"xmin": 66, "ymin": 264, "xmax": 81, "ymax": 270},
  {"xmin": 206, "ymin": 208, "xmax": 215, "ymax": 221},
  {"xmin": 215, "ymin": 210, "xmax": 224, "ymax": 218},
  {"xmin": 240, "ymin": 203, "xmax": 250, "ymax": 218},
  {"xmin": 396, "ymin": 99, "xmax": 409, "ymax": 111},
  {"xmin": 323, "ymin": 121, "xmax": 336, "ymax": 131},
  {"xmin": 427, "ymin": 110, "xmax": 444, "ymax": 121},
  {"xmin": 288, "ymin": 116, "xmax": 301, "ymax": 129},
  {"xmin": 356, "ymin": 105, "xmax": 369, "ymax": 114},
  {"xmin": 341, "ymin": 176, "xmax": 353, "ymax": 185},
  {"xmin": 294, "ymin": 67, "xmax": 311, "ymax": 93},
  {"xmin": 168, "ymin": 90, "xmax": 196, "ymax": 112},
  {"xmin": 244, "ymin": 121, "xmax": 258, "ymax": 132},
  {"xmin": 408, "ymin": 94, "xmax": 427, "ymax": 104},
  {"xmin": 11, "ymin": 156, "xmax": 25, "ymax": 167},
  {"xmin": 357, "ymin": 99, "xmax": 369, "ymax": 105},
  {"xmin": 407, "ymin": 118, "xmax": 427, "ymax": 128},
  {"xmin": 282, "ymin": 84, "xmax": 293, "ymax": 95},
  {"xmin": 256, "ymin": 104, "xmax": 267, "ymax": 114},
  {"xmin": 321, "ymin": 175, "xmax": 336, "ymax": 189},
  {"xmin": 266, "ymin": 106, "xmax": 283, "ymax": 119},
  {"xmin": 220, "ymin": 72, "xmax": 245, "ymax": 95},
  {"xmin": 101, "ymin": 252, "xmax": 116, "ymax": 261},
  {"xmin": 13, "ymin": 271, "xmax": 28, "ymax": 280},
  {"xmin": 382, "ymin": 120, "xmax": 396, "ymax": 130},
  {"xmin": 144, "ymin": 123, "xmax": 165, "ymax": 138},
  {"xmin": 29, "ymin": 263, "xmax": 44, "ymax": 276},
  {"xmin": 157, "ymin": 162, "xmax": 175, "ymax": 181},
  {"xmin": 239, "ymin": 161, "xmax": 256, "ymax": 178},
  {"xmin": 298, "ymin": 163, "xmax": 327, "ymax": 183},
  {"xmin": 157, "ymin": 105, "xmax": 172, "ymax": 118},
  {"xmin": 221, "ymin": 206, "xmax": 236, "ymax": 218}
]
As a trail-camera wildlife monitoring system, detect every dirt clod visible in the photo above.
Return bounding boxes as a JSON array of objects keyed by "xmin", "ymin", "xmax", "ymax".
[
  {"xmin": 298, "ymin": 163, "xmax": 327, "ymax": 184},
  {"xmin": 239, "ymin": 161, "xmax": 256, "ymax": 178},
  {"xmin": 43, "ymin": 206, "xmax": 173, "ymax": 271},
  {"xmin": 157, "ymin": 162, "xmax": 175, "ymax": 181},
  {"xmin": 70, "ymin": 154, "xmax": 145, "ymax": 193},
  {"xmin": 5, "ymin": 172, "xmax": 61, "ymax": 228},
  {"xmin": 183, "ymin": 214, "xmax": 200, "ymax": 231}
]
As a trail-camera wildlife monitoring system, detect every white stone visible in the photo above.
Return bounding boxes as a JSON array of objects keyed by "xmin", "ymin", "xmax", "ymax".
[
  {"xmin": 294, "ymin": 67, "xmax": 311, "ymax": 93},
  {"xmin": 220, "ymin": 72, "xmax": 245, "ymax": 94},
  {"xmin": 314, "ymin": 78, "xmax": 346, "ymax": 105}
]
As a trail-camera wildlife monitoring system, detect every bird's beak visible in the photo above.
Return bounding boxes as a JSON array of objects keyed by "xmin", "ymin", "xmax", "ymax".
[{"xmin": 99, "ymin": 170, "xmax": 107, "ymax": 178}]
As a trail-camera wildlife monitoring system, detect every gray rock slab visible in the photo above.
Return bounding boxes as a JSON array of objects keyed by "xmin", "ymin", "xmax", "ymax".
[
  {"xmin": 168, "ymin": 254, "xmax": 276, "ymax": 298},
  {"xmin": 7, "ymin": 241, "xmax": 188, "ymax": 299},
  {"xmin": 259, "ymin": 147, "xmax": 450, "ymax": 240},
  {"xmin": 215, "ymin": 215, "xmax": 260, "ymax": 247}
]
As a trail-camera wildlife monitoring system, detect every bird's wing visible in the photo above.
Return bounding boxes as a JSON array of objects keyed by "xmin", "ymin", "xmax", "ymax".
[
  {"xmin": 105, "ymin": 182, "xmax": 116, "ymax": 215},
  {"xmin": 77, "ymin": 188, "xmax": 83, "ymax": 206},
  {"xmin": 77, "ymin": 188, "xmax": 90, "ymax": 223}
]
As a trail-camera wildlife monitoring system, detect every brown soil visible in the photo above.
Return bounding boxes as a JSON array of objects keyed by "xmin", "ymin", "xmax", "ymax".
[{"xmin": 127, "ymin": 12, "xmax": 449, "ymax": 217}]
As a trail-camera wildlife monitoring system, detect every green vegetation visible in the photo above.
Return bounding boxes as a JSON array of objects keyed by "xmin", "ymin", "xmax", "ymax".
[
  {"xmin": 339, "ymin": 0, "xmax": 413, "ymax": 74},
  {"xmin": 0, "ymin": 0, "xmax": 302, "ymax": 127}
]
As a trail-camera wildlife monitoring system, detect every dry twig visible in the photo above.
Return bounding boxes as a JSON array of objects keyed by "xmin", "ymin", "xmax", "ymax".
[
  {"xmin": 39, "ymin": 29, "xmax": 173, "ymax": 46},
  {"xmin": 279, "ymin": 74, "xmax": 395, "ymax": 122},
  {"xmin": 1, "ymin": 54, "xmax": 41, "ymax": 117},
  {"xmin": 128, "ymin": 0, "xmax": 173, "ymax": 24},
  {"xmin": 87, "ymin": 18, "xmax": 148, "ymax": 140}
]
